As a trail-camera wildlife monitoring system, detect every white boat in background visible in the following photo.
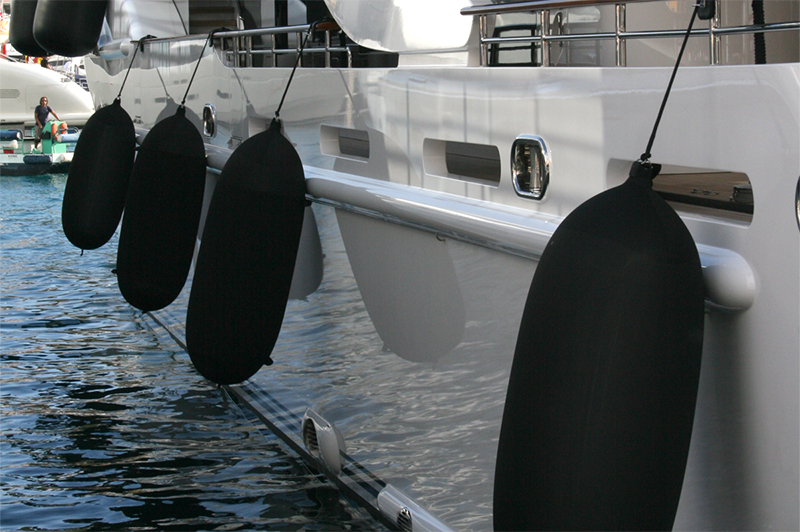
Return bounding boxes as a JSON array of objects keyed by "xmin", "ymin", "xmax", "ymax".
[
  {"xmin": 0, "ymin": 56, "xmax": 88, "ymax": 174},
  {"xmin": 0, "ymin": 56, "xmax": 94, "ymax": 130},
  {"xmin": 14, "ymin": 0, "xmax": 799, "ymax": 530}
]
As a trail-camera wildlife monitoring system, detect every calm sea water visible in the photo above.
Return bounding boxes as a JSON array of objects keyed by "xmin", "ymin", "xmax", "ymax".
[{"xmin": 0, "ymin": 173, "xmax": 384, "ymax": 531}]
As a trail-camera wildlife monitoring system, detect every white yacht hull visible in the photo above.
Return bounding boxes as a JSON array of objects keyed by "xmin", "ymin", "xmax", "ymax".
[{"xmin": 78, "ymin": 1, "xmax": 799, "ymax": 528}]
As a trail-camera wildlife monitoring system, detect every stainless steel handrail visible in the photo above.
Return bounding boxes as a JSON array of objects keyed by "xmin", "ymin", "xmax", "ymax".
[
  {"xmin": 213, "ymin": 24, "xmax": 310, "ymax": 38},
  {"xmin": 213, "ymin": 24, "xmax": 352, "ymax": 68},
  {"xmin": 461, "ymin": 0, "xmax": 649, "ymax": 16},
  {"xmin": 462, "ymin": 0, "xmax": 800, "ymax": 66}
]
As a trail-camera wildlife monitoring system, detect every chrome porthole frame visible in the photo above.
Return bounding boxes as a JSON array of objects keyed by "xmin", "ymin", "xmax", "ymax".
[
  {"xmin": 203, "ymin": 103, "xmax": 216, "ymax": 138},
  {"xmin": 795, "ymin": 175, "xmax": 800, "ymax": 231},
  {"xmin": 511, "ymin": 135, "xmax": 550, "ymax": 200}
]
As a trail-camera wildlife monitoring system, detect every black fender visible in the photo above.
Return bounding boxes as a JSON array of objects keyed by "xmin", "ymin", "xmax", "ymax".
[
  {"xmin": 32, "ymin": 0, "xmax": 108, "ymax": 58},
  {"xmin": 8, "ymin": 0, "xmax": 48, "ymax": 57},
  {"xmin": 116, "ymin": 107, "xmax": 206, "ymax": 311},
  {"xmin": 62, "ymin": 99, "xmax": 135, "ymax": 251},
  {"xmin": 494, "ymin": 162, "xmax": 705, "ymax": 531},
  {"xmin": 186, "ymin": 119, "xmax": 306, "ymax": 385}
]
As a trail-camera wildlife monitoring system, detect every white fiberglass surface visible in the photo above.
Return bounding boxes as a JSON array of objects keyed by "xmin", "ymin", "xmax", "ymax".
[
  {"xmin": 247, "ymin": 204, "xmax": 533, "ymax": 530},
  {"xmin": 325, "ymin": 0, "xmax": 476, "ymax": 53}
]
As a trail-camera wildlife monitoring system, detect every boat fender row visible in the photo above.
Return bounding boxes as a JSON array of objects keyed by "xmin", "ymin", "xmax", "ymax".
[
  {"xmin": 9, "ymin": 0, "xmax": 109, "ymax": 58},
  {"xmin": 116, "ymin": 106, "xmax": 206, "ymax": 312},
  {"xmin": 62, "ymin": 99, "xmax": 135, "ymax": 251},
  {"xmin": 8, "ymin": 0, "xmax": 46, "ymax": 57},
  {"xmin": 494, "ymin": 162, "xmax": 705, "ymax": 531},
  {"xmin": 186, "ymin": 119, "xmax": 307, "ymax": 385}
]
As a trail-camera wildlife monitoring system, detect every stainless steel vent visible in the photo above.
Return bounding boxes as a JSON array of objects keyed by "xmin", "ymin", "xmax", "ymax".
[
  {"xmin": 398, "ymin": 507, "xmax": 413, "ymax": 531},
  {"xmin": 302, "ymin": 418, "xmax": 319, "ymax": 453},
  {"xmin": 377, "ymin": 485, "xmax": 453, "ymax": 531},
  {"xmin": 301, "ymin": 409, "xmax": 346, "ymax": 475}
]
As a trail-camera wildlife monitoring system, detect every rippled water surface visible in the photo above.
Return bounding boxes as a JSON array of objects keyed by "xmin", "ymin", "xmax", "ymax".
[{"xmin": 0, "ymin": 174, "xmax": 383, "ymax": 531}]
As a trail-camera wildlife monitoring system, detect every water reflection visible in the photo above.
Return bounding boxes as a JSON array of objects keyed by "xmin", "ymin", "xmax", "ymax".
[{"xmin": 0, "ymin": 174, "xmax": 383, "ymax": 531}]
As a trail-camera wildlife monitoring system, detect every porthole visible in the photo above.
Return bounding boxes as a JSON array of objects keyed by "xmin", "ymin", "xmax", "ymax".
[
  {"xmin": 795, "ymin": 175, "xmax": 799, "ymax": 231},
  {"xmin": 511, "ymin": 135, "xmax": 550, "ymax": 200},
  {"xmin": 203, "ymin": 104, "xmax": 216, "ymax": 138}
]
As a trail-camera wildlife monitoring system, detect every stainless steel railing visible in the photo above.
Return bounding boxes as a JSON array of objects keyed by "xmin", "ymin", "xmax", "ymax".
[
  {"xmin": 213, "ymin": 23, "xmax": 352, "ymax": 68},
  {"xmin": 461, "ymin": 0, "xmax": 800, "ymax": 66}
]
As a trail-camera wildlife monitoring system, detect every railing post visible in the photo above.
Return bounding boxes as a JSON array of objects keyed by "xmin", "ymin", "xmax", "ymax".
[
  {"xmin": 709, "ymin": 0, "xmax": 720, "ymax": 64},
  {"xmin": 325, "ymin": 29, "xmax": 331, "ymax": 68},
  {"xmin": 479, "ymin": 15, "xmax": 489, "ymax": 66},
  {"xmin": 245, "ymin": 35, "xmax": 253, "ymax": 68},
  {"xmin": 297, "ymin": 31, "xmax": 303, "ymax": 67},
  {"xmin": 233, "ymin": 35, "xmax": 240, "ymax": 67},
  {"xmin": 271, "ymin": 34, "xmax": 277, "ymax": 67},
  {"xmin": 616, "ymin": 3, "xmax": 626, "ymax": 66},
  {"xmin": 540, "ymin": 9, "xmax": 550, "ymax": 66}
]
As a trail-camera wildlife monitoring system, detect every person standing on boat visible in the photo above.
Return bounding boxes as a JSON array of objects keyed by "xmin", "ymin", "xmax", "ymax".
[{"xmin": 33, "ymin": 97, "xmax": 59, "ymax": 152}]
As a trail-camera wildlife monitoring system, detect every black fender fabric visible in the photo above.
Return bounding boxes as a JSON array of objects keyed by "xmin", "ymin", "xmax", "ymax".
[
  {"xmin": 186, "ymin": 119, "xmax": 306, "ymax": 385},
  {"xmin": 62, "ymin": 99, "xmax": 135, "ymax": 251},
  {"xmin": 8, "ymin": 0, "xmax": 48, "ymax": 57},
  {"xmin": 494, "ymin": 162, "xmax": 705, "ymax": 531},
  {"xmin": 32, "ymin": 0, "xmax": 108, "ymax": 58},
  {"xmin": 116, "ymin": 107, "xmax": 206, "ymax": 312}
]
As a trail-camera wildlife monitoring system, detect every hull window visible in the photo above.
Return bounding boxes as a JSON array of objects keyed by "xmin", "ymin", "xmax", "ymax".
[
  {"xmin": 653, "ymin": 168, "xmax": 753, "ymax": 224},
  {"xmin": 424, "ymin": 139, "xmax": 501, "ymax": 186},
  {"xmin": 320, "ymin": 125, "xmax": 370, "ymax": 161}
]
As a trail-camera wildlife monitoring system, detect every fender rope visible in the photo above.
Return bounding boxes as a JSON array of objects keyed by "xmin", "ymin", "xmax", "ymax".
[{"xmin": 640, "ymin": 4, "xmax": 700, "ymax": 164}]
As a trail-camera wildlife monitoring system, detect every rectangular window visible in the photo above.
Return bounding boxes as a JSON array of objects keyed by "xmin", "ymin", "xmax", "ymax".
[{"xmin": 424, "ymin": 139, "xmax": 501, "ymax": 186}]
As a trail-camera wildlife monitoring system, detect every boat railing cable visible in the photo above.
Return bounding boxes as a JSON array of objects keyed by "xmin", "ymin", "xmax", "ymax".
[
  {"xmin": 639, "ymin": 4, "xmax": 699, "ymax": 165},
  {"xmin": 180, "ymin": 30, "xmax": 219, "ymax": 108},
  {"xmin": 116, "ymin": 35, "xmax": 154, "ymax": 102},
  {"xmin": 273, "ymin": 27, "xmax": 312, "ymax": 120}
]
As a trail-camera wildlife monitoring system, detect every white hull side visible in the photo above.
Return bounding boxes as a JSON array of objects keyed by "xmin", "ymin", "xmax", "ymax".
[{"xmin": 86, "ymin": 39, "xmax": 800, "ymax": 530}]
